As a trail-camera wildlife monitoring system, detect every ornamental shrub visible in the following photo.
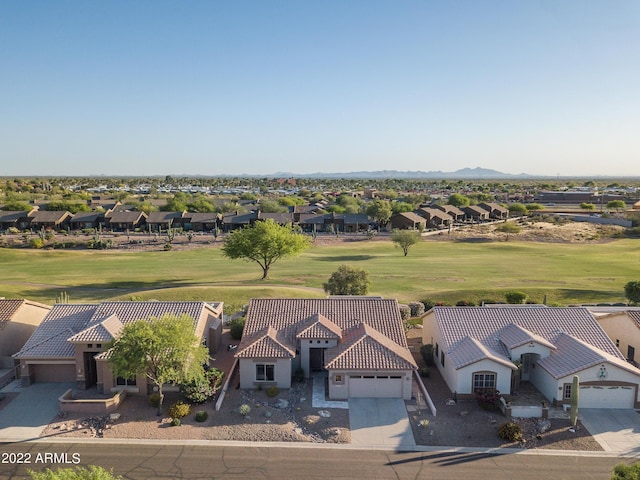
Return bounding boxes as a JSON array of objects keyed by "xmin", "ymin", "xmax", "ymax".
[
  {"xmin": 497, "ymin": 422, "xmax": 523, "ymax": 442},
  {"xmin": 228, "ymin": 317, "xmax": 246, "ymax": 340},
  {"xmin": 168, "ymin": 401, "xmax": 191, "ymax": 419},
  {"xmin": 171, "ymin": 418, "xmax": 181, "ymax": 427},
  {"xmin": 180, "ymin": 368, "xmax": 225, "ymax": 403},
  {"xmin": 408, "ymin": 301, "xmax": 425, "ymax": 317},
  {"xmin": 420, "ymin": 344, "xmax": 435, "ymax": 367},
  {"xmin": 194, "ymin": 410, "xmax": 208, "ymax": 422},
  {"xmin": 399, "ymin": 305, "xmax": 411, "ymax": 321},
  {"xmin": 149, "ymin": 393, "xmax": 161, "ymax": 408},
  {"xmin": 238, "ymin": 404, "xmax": 251, "ymax": 417},
  {"xmin": 475, "ymin": 388, "xmax": 501, "ymax": 411},
  {"xmin": 266, "ymin": 386, "xmax": 279, "ymax": 398}
]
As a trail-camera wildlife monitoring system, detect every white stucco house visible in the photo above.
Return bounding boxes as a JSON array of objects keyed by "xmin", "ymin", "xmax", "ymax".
[
  {"xmin": 235, "ymin": 298, "xmax": 417, "ymax": 400},
  {"xmin": 422, "ymin": 305, "xmax": 640, "ymax": 409}
]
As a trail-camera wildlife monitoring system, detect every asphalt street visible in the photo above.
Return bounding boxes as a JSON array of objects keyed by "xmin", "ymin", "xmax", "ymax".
[{"xmin": 0, "ymin": 441, "xmax": 629, "ymax": 480}]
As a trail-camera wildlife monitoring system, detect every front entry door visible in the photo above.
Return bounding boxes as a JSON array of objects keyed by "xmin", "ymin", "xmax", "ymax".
[{"xmin": 310, "ymin": 348, "xmax": 324, "ymax": 372}]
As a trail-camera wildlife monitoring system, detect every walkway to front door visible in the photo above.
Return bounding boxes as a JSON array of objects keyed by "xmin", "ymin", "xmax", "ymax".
[{"xmin": 311, "ymin": 373, "xmax": 348, "ymax": 409}]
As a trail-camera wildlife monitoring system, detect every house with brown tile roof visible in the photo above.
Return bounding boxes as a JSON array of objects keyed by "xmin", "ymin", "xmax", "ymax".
[
  {"xmin": 433, "ymin": 204, "xmax": 465, "ymax": 221},
  {"xmin": 28, "ymin": 210, "xmax": 73, "ymax": 230},
  {"xmin": 0, "ymin": 211, "xmax": 34, "ymax": 231},
  {"xmin": 389, "ymin": 212, "xmax": 426, "ymax": 230},
  {"xmin": 423, "ymin": 305, "xmax": 640, "ymax": 408},
  {"xmin": 105, "ymin": 210, "xmax": 147, "ymax": 231},
  {"xmin": 236, "ymin": 298, "xmax": 417, "ymax": 399},
  {"xmin": 414, "ymin": 207, "xmax": 453, "ymax": 229},
  {"xmin": 146, "ymin": 211, "xmax": 186, "ymax": 232},
  {"xmin": 14, "ymin": 301, "xmax": 223, "ymax": 394},
  {"xmin": 0, "ymin": 299, "xmax": 51, "ymax": 369},
  {"xmin": 478, "ymin": 202, "xmax": 509, "ymax": 219}
]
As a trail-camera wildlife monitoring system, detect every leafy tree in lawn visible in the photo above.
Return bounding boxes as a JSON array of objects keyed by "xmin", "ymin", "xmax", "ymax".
[
  {"xmin": 107, "ymin": 313, "xmax": 209, "ymax": 415},
  {"xmin": 391, "ymin": 229, "xmax": 420, "ymax": 256},
  {"xmin": 447, "ymin": 193, "xmax": 470, "ymax": 208},
  {"xmin": 222, "ymin": 219, "xmax": 310, "ymax": 279},
  {"xmin": 366, "ymin": 200, "xmax": 392, "ymax": 229},
  {"xmin": 625, "ymin": 281, "xmax": 640, "ymax": 305},
  {"xmin": 495, "ymin": 222, "xmax": 521, "ymax": 241},
  {"xmin": 323, "ymin": 264, "xmax": 370, "ymax": 295}
]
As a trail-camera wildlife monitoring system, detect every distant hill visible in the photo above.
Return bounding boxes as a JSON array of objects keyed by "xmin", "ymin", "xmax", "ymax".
[{"xmin": 269, "ymin": 167, "xmax": 533, "ymax": 179}]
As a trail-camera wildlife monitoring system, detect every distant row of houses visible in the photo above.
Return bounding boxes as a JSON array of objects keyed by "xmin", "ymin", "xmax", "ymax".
[
  {"xmin": 1, "ymin": 201, "xmax": 511, "ymax": 234},
  {"xmin": 390, "ymin": 202, "xmax": 509, "ymax": 230}
]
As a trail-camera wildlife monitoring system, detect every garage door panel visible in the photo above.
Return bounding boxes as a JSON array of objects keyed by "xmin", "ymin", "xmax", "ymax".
[
  {"xmin": 32, "ymin": 364, "xmax": 76, "ymax": 383},
  {"xmin": 348, "ymin": 375, "xmax": 403, "ymax": 398},
  {"xmin": 579, "ymin": 385, "xmax": 636, "ymax": 409}
]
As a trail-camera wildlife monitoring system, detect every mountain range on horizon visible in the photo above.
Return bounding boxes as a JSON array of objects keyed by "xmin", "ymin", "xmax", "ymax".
[{"xmin": 267, "ymin": 167, "xmax": 533, "ymax": 179}]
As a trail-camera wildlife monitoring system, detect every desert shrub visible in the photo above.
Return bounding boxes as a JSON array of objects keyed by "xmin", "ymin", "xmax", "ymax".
[
  {"xmin": 29, "ymin": 238, "xmax": 44, "ymax": 249},
  {"xmin": 497, "ymin": 422, "xmax": 523, "ymax": 442},
  {"xmin": 421, "ymin": 298, "xmax": 436, "ymax": 311},
  {"xmin": 266, "ymin": 386, "xmax": 280, "ymax": 398},
  {"xmin": 238, "ymin": 404, "xmax": 251, "ymax": 417},
  {"xmin": 180, "ymin": 368, "xmax": 224, "ymax": 403},
  {"xmin": 149, "ymin": 393, "xmax": 161, "ymax": 408},
  {"xmin": 163, "ymin": 243, "xmax": 172, "ymax": 251},
  {"xmin": 611, "ymin": 462, "xmax": 640, "ymax": 480},
  {"xmin": 408, "ymin": 301, "xmax": 425, "ymax": 317},
  {"xmin": 420, "ymin": 367, "xmax": 430, "ymax": 378},
  {"xmin": 194, "ymin": 410, "xmax": 208, "ymax": 422},
  {"xmin": 505, "ymin": 291, "xmax": 527, "ymax": 304},
  {"xmin": 228, "ymin": 317, "xmax": 246, "ymax": 340},
  {"xmin": 171, "ymin": 418, "xmax": 181, "ymax": 427},
  {"xmin": 7, "ymin": 227, "xmax": 19, "ymax": 234},
  {"xmin": 456, "ymin": 299, "xmax": 476, "ymax": 306},
  {"xmin": 475, "ymin": 388, "xmax": 501, "ymax": 411},
  {"xmin": 420, "ymin": 344, "xmax": 435, "ymax": 366},
  {"xmin": 168, "ymin": 401, "xmax": 191, "ymax": 419},
  {"xmin": 294, "ymin": 368, "xmax": 305, "ymax": 383},
  {"xmin": 399, "ymin": 305, "xmax": 411, "ymax": 320}
]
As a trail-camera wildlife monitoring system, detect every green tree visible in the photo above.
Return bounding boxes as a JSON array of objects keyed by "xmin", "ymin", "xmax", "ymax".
[
  {"xmin": 323, "ymin": 264, "xmax": 370, "ymax": 295},
  {"xmin": 222, "ymin": 219, "xmax": 311, "ymax": 279},
  {"xmin": 505, "ymin": 291, "xmax": 527, "ymax": 304},
  {"xmin": 29, "ymin": 465, "xmax": 121, "ymax": 480},
  {"xmin": 391, "ymin": 229, "xmax": 420, "ymax": 256},
  {"xmin": 1, "ymin": 200, "xmax": 32, "ymax": 211},
  {"xmin": 611, "ymin": 462, "xmax": 640, "ymax": 480},
  {"xmin": 508, "ymin": 203, "xmax": 528, "ymax": 216},
  {"xmin": 391, "ymin": 201, "xmax": 414, "ymax": 215},
  {"xmin": 525, "ymin": 203, "xmax": 545, "ymax": 212},
  {"xmin": 366, "ymin": 200, "xmax": 392, "ymax": 229},
  {"xmin": 580, "ymin": 202, "xmax": 596, "ymax": 211},
  {"xmin": 607, "ymin": 200, "xmax": 626, "ymax": 212},
  {"xmin": 495, "ymin": 222, "xmax": 521, "ymax": 241},
  {"xmin": 447, "ymin": 193, "xmax": 470, "ymax": 208},
  {"xmin": 625, "ymin": 281, "xmax": 640, "ymax": 305},
  {"xmin": 107, "ymin": 313, "xmax": 209, "ymax": 415}
]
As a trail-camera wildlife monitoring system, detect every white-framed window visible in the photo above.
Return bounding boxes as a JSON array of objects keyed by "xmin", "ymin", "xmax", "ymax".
[
  {"xmin": 563, "ymin": 383, "xmax": 572, "ymax": 400},
  {"xmin": 255, "ymin": 363, "xmax": 275, "ymax": 382},
  {"xmin": 473, "ymin": 372, "xmax": 496, "ymax": 391},
  {"xmin": 333, "ymin": 374, "xmax": 344, "ymax": 384}
]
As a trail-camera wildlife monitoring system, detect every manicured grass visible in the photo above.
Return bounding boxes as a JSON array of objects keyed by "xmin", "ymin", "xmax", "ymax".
[{"xmin": 1, "ymin": 237, "xmax": 639, "ymax": 308}]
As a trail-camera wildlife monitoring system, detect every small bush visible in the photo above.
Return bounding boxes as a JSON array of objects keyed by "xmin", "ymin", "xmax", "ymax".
[
  {"xmin": 228, "ymin": 317, "xmax": 246, "ymax": 340},
  {"xmin": 163, "ymin": 243, "xmax": 173, "ymax": 251},
  {"xmin": 421, "ymin": 298, "xmax": 436, "ymax": 311},
  {"xmin": 505, "ymin": 291, "xmax": 527, "ymax": 304},
  {"xmin": 420, "ymin": 344, "xmax": 435, "ymax": 366},
  {"xmin": 171, "ymin": 418, "xmax": 181, "ymax": 427},
  {"xmin": 420, "ymin": 367, "xmax": 430, "ymax": 378},
  {"xmin": 149, "ymin": 393, "xmax": 161, "ymax": 408},
  {"xmin": 194, "ymin": 410, "xmax": 208, "ymax": 422},
  {"xmin": 294, "ymin": 368, "xmax": 305, "ymax": 383},
  {"xmin": 238, "ymin": 404, "xmax": 251, "ymax": 417},
  {"xmin": 611, "ymin": 462, "xmax": 640, "ymax": 480},
  {"xmin": 475, "ymin": 388, "xmax": 501, "ymax": 411},
  {"xmin": 497, "ymin": 422, "xmax": 523, "ymax": 442},
  {"xmin": 168, "ymin": 401, "xmax": 191, "ymax": 419},
  {"xmin": 266, "ymin": 386, "xmax": 280, "ymax": 398},
  {"xmin": 399, "ymin": 305, "xmax": 411, "ymax": 320},
  {"xmin": 456, "ymin": 299, "xmax": 476, "ymax": 306},
  {"xmin": 408, "ymin": 301, "xmax": 425, "ymax": 317},
  {"xmin": 30, "ymin": 238, "xmax": 44, "ymax": 249}
]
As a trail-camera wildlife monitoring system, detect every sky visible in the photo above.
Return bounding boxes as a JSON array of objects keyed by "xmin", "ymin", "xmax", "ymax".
[{"xmin": 1, "ymin": 1, "xmax": 639, "ymax": 177}]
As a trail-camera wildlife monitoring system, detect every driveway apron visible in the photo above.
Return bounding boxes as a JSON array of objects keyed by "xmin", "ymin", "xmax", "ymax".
[
  {"xmin": 580, "ymin": 408, "xmax": 640, "ymax": 455},
  {"xmin": 0, "ymin": 383, "xmax": 74, "ymax": 442},
  {"xmin": 349, "ymin": 398, "xmax": 415, "ymax": 448}
]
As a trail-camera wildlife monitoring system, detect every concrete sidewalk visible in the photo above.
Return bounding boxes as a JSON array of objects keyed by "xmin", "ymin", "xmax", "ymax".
[
  {"xmin": 349, "ymin": 398, "xmax": 415, "ymax": 448},
  {"xmin": 0, "ymin": 382, "xmax": 73, "ymax": 442}
]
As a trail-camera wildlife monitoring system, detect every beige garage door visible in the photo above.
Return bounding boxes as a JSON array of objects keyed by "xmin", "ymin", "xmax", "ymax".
[
  {"xmin": 579, "ymin": 385, "xmax": 636, "ymax": 409},
  {"xmin": 348, "ymin": 374, "xmax": 403, "ymax": 398},
  {"xmin": 32, "ymin": 364, "xmax": 76, "ymax": 383}
]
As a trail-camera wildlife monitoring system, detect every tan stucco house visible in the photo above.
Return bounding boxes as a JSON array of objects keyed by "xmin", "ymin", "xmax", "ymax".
[
  {"xmin": 14, "ymin": 301, "xmax": 223, "ymax": 394},
  {"xmin": 0, "ymin": 299, "xmax": 51, "ymax": 369},
  {"xmin": 588, "ymin": 307, "xmax": 640, "ymax": 365},
  {"xmin": 236, "ymin": 298, "xmax": 417, "ymax": 400}
]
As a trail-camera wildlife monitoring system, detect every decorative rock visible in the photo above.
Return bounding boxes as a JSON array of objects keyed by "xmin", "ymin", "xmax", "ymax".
[
  {"xmin": 264, "ymin": 411, "xmax": 272, "ymax": 418},
  {"xmin": 538, "ymin": 419, "xmax": 551, "ymax": 433},
  {"xmin": 460, "ymin": 410, "xmax": 469, "ymax": 417},
  {"xmin": 294, "ymin": 428, "xmax": 303, "ymax": 435},
  {"xmin": 275, "ymin": 399, "xmax": 289, "ymax": 409},
  {"xmin": 300, "ymin": 397, "xmax": 306, "ymax": 403},
  {"xmin": 446, "ymin": 399, "xmax": 456, "ymax": 406},
  {"xmin": 489, "ymin": 418, "xmax": 497, "ymax": 425},
  {"xmin": 109, "ymin": 413, "xmax": 121, "ymax": 421},
  {"xmin": 318, "ymin": 410, "xmax": 331, "ymax": 418}
]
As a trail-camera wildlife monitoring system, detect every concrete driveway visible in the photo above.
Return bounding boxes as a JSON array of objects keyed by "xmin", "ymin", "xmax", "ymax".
[
  {"xmin": 0, "ymin": 382, "xmax": 73, "ymax": 442},
  {"xmin": 348, "ymin": 398, "xmax": 415, "ymax": 449},
  {"xmin": 580, "ymin": 409, "xmax": 640, "ymax": 455}
]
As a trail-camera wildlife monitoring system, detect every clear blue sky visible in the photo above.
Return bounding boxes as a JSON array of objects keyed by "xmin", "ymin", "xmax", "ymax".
[{"xmin": 1, "ymin": 1, "xmax": 638, "ymax": 177}]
